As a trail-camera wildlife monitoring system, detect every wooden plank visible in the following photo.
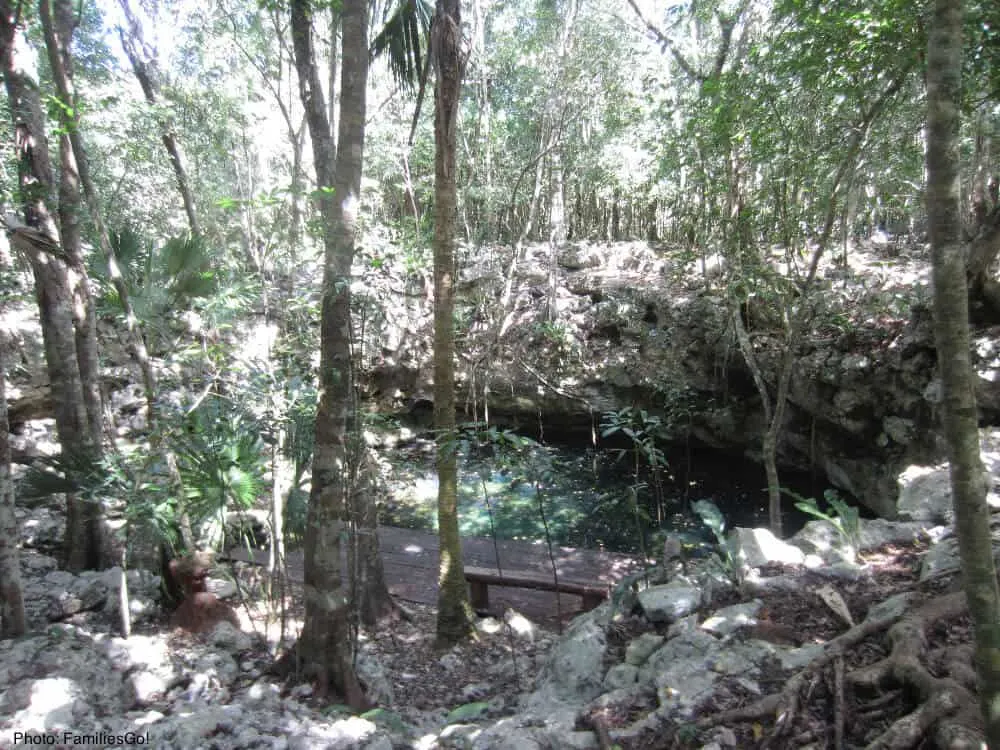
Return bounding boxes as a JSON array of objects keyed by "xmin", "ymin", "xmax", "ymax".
[
  {"xmin": 226, "ymin": 525, "xmax": 639, "ymax": 617},
  {"xmin": 464, "ymin": 565, "xmax": 609, "ymax": 603}
]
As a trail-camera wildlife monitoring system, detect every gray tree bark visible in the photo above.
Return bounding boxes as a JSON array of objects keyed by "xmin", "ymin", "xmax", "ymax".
[
  {"xmin": 40, "ymin": 0, "xmax": 158, "ymax": 434},
  {"xmin": 433, "ymin": 0, "xmax": 476, "ymax": 648},
  {"xmin": 0, "ymin": 334, "xmax": 26, "ymax": 638},
  {"xmin": 45, "ymin": 0, "xmax": 104, "ymax": 460},
  {"xmin": 2, "ymin": 0, "xmax": 103, "ymax": 571},
  {"xmin": 926, "ymin": 0, "xmax": 1000, "ymax": 743},
  {"xmin": 290, "ymin": 0, "xmax": 389, "ymax": 707}
]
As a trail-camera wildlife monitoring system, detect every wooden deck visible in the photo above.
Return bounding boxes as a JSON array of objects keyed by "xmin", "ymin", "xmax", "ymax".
[{"xmin": 227, "ymin": 525, "xmax": 643, "ymax": 623}]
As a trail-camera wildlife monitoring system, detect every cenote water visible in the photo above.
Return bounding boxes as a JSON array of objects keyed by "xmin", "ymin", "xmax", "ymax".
[{"xmin": 381, "ymin": 439, "xmax": 827, "ymax": 555}]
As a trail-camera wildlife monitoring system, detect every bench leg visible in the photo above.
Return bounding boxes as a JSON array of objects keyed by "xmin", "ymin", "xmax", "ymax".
[{"xmin": 469, "ymin": 580, "xmax": 490, "ymax": 611}]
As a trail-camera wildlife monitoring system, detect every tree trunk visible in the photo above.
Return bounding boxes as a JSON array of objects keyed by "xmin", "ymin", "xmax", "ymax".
[
  {"xmin": 547, "ymin": 152, "xmax": 565, "ymax": 322},
  {"xmin": 46, "ymin": 0, "xmax": 103, "ymax": 463},
  {"xmin": 117, "ymin": 0, "xmax": 200, "ymax": 237},
  {"xmin": 433, "ymin": 0, "xmax": 475, "ymax": 648},
  {"xmin": 348, "ymin": 446, "xmax": 394, "ymax": 625},
  {"xmin": 290, "ymin": 0, "xmax": 391, "ymax": 706},
  {"xmin": 544, "ymin": 0, "xmax": 574, "ymax": 320},
  {"xmin": 2, "ymin": 2, "xmax": 102, "ymax": 571},
  {"xmin": 471, "ymin": 0, "xmax": 492, "ymax": 240},
  {"xmin": 0, "ymin": 338, "xmax": 26, "ymax": 638},
  {"xmin": 291, "ymin": 0, "xmax": 359, "ymax": 706},
  {"xmin": 338, "ymin": 0, "xmax": 393, "ymax": 627},
  {"xmin": 926, "ymin": 0, "xmax": 1000, "ymax": 743},
  {"xmin": 40, "ymin": 0, "xmax": 158, "ymax": 434}
]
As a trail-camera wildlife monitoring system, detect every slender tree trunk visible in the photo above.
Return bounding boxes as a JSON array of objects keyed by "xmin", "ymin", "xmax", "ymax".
[
  {"xmin": 338, "ymin": 0, "xmax": 393, "ymax": 626},
  {"xmin": 471, "ymin": 0, "xmax": 492, "ymax": 239},
  {"xmin": 41, "ymin": 0, "xmax": 158, "ymax": 433},
  {"xmin": 291, "ymin": 0, "xmax": 357, "ymax": 706},
  {"xmin": 327, "ymin": 6, "xmax": 339, "ymax": 160},
  {"xmin": 545, "ymin": 0, "xmax": 574, "ymax": 321},
  {"xmin": 547, "ymin": 153, "xmax": 565, "ymax": 322},
  {"xmin": 926, "ymin": 1, "xmax": 1000, "ymax": 743},
  {"xmin": 2, "ymin": 1, "xmax": 102, "ymax": 571},
  {"xmin": 49, "ymin": 69, "xmax": 103, "ymax": 454},
  {"xmin": 290, "ymin": 0, "xmax": 392, "ymax": 706},
  {"xmin": 117, "ymin": 0, "xmax": 200, "ymax": 237},
  {"xmin": 46, "ymin": 0, "xmax": 104, "ymax": 487},
  {"xmin": 347, "ymin": 444, "xmax": 394, "ymax": 625},
  {"xmin": 0, "ymin": 336, "xmax": 27, "ymax": 638},
  {"xmin": 433, "ymin": 0, "xmax": 475, "ymax": 648},
  {"xmin": 544, "ymin": 0, "xmax": 575, "ymax": 318}
]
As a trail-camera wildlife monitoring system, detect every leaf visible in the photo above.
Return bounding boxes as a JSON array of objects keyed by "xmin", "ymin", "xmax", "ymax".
[
  {"xmin": 692, "ymin": 499, "xmax": 727, "ymax": 541},
  {"xmin": 360, "ymin": 708, "xmax": 408, "ymax": 733},
  {"xmin": 815, "ymin": 584, "xmax": 855, "ymax": 627},
  {"xmin": 370, "ymin": 0, "xmax": 433, "ymax": 91},
  {"xmin": 445, "ymin": 701, "xmax": 489, "ymax": 724},
  {"xmin": 793, "ymin": 498, "xmax": 832, "ymax": 522}
]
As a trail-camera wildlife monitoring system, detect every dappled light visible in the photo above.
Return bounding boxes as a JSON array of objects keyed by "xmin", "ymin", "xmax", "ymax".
[{"xmin": 2, "ymin": 0, "xmax": 1000, "ymax": 745}]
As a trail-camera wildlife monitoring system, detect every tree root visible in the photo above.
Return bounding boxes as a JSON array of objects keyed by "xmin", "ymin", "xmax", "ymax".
[{"xmin": 698, "ymin": 591, "xmax": 987, "ymax": 748}]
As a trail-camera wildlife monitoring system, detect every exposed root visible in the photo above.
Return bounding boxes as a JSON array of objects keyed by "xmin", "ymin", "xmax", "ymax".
[{"xmin": 697, "ymin": 591, "xmax": 987, "ymax": 748}]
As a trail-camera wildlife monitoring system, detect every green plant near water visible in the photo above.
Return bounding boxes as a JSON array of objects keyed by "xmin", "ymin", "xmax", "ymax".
[
  {"xmin": 454, "ymin": 423, "xmax": 533, "ymax": 675},
  {"xmin": 784, "ymin": 488, "xmax": 861, "ymax": 553},
  {"xmin": 691, "ymin": 498, "xmax": 743, "ymax": 583},
  {"xmin": 601, "ymin": 406, "xmax": 671, "ymax": 534}
]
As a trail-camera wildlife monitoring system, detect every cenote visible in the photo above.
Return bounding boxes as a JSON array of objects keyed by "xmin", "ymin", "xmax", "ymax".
[{"xmin": 380, "ymin": 437, "xmax": 831, "ymax": 555}]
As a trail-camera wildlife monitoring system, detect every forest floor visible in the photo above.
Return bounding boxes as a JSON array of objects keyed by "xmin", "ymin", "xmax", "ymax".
[
  {"xmin": 225, "ymin": 534, "xmax": 970, "ymax": 748},
  {"xmin": 229, "ymin": 568, "xmax": 564, "ymax": 729}
]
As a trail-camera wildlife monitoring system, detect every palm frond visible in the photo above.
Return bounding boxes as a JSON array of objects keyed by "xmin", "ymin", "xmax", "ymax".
[
  {"xmin": 160, "ymin": 234, "xmax": 217, "ymax": 302},
  {"xmin": 19, "ymin": 451, "xmax": 108, "ymax": 501},
  {"xmin": 370, "ymin": 0, "xmax": 433, "ymax": 91}
]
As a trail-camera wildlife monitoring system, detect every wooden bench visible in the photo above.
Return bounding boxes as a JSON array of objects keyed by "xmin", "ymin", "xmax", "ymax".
[{"xmin": 464, "ymin": 566, "xmax": 609, "ymax": 612}]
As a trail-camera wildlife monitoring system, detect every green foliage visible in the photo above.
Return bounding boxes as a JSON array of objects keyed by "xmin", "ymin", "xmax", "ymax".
[
  {"xmin": 600, "ymin": 406, "xmax": 671, "ymax": 532},
  {"xmin": 785, "ymin": 488, "xmax": 860, "ymax": 552},
  {"xmin": 601, "ymin": 407, "xmax": 668, "ymax": 446},
  {"xmin": 370, "ymin": 0, "xmax": 433, "ymax": 91},
  {"xmin": 169, "ymin": 397, "xmax": 266, "ymax": 544},
  {"xmin": 445, "ymin": 701, "xmax": 489, "ymax": 724},
  {"xmin": 692, "ymin": 499, "xmax": 726, "ymax": 545},
  {"xmin": 105, "ymin": 228, "xmax": 220, "ymax": 322},
  {"xmin": 109, "ymin": 451, "xmax": 182, "ymax": 553},
  {"xmin": 359, "ymin": 708, "xmax": 409, "ymax": 734},
  {"xmin": 20, "ymin": 448, "xmax": 180, "ymax": 555},
  {"xmin": 277, "ymin": 378, "xmax": 318, "ymax": 548},
  {"xmin": 283, "ymin": 488, "xmax": 310, "ymax": 548},
  {"xmin": 282, "ymin": 378, "xmax": 317, "ymax": 480},
  {"xmin": 533, "ymin": 321, "xmax": 569, "ymax": 348},
  {"xmin": 691, "ymin": 499, "xmax": 741, "ymax": 582},
  {"xmin": 18, "ymin": 451, "xmax": 105, "ymax": 501}
]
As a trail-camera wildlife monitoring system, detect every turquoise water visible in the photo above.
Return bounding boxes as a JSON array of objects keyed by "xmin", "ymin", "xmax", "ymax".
[{"xmin": 381, "ymin": 440, "xmax": 817, "ymax": 554}]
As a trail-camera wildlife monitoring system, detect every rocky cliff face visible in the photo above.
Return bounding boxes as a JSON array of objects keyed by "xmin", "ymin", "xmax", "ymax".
[
  {"xmin": 360, "ymin": 239, "xmax": 1000, "ymax": 518},
  {"xmin": 8, "ymin": 236, "xmax": 999, "ymax": 519}
]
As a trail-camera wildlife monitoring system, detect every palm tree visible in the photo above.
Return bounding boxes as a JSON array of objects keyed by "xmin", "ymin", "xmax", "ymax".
[{"xmin": 370, "ymin": 0, "xmax": 475, "ymax": 646}]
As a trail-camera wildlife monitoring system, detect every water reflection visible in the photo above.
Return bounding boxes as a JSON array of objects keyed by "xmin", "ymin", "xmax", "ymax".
[{"xmin": 382, "ymin": 440, "xmax": 819, "ymax": 554}]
